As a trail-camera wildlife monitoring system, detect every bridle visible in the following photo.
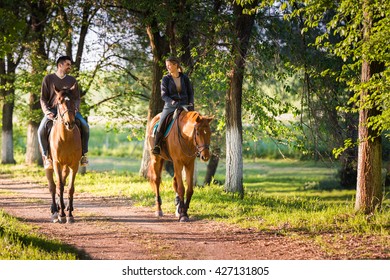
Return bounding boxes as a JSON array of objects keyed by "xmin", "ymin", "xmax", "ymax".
[
  {"xmin": 177, "ymin": 114, "xmax": 210, "ymax": 158},
  {"xmin": 55, "ymin": 96, "xmax": 75, "ymax": 129}
]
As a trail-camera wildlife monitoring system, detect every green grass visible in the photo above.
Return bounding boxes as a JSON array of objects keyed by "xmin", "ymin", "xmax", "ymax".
[
  {"xmin": 0, "ymin": 210, "xmax": 85, "ymax": 260},
  {"xmin": 1, "ymin": 157, "xmax": 389, "ymax": 259}
]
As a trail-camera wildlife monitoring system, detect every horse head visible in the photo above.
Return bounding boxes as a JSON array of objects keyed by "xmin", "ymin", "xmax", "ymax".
[
  {"xmin": 194, "ymin": 115, "xmax": 213, "ymax": 162},
  {"xmin": 54, "ymin": 84, "xmax": 77, "ymax": 131}
]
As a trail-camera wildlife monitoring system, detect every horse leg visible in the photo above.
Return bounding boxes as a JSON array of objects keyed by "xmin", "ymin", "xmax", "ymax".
[
  {"xmin": 54, "ymin": 164, "xmax": 66, "ymax": 223},
  {"xmin": 46, "ymin": 169, "xmax": 59, "ymax": 222},
  {"xmin": 183, "ymin": 161, "xmax": 195, "ymax": 219},
  {"xmin": 66, "ymin": 168, "xmax": 76, "ymax": 224},
  {"xmin": 173, "ymin": 163, "xmax": 188, "ymax": 222},
  {"xmin": 148, "ymin": 155, "xmax": 164, "ymax": 217},
  {"xmin": 173, "ymin": 176, "xmax": 181, "ymax": 217}
]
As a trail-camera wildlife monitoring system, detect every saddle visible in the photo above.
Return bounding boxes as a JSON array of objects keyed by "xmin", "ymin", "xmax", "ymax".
[
  {"xmin": 152, "ymin": 108, "xmax": 184, "ymax": 160},
  {"xmin": 152, "ymin": 111, "xmax": 176, "ymax": 138}
]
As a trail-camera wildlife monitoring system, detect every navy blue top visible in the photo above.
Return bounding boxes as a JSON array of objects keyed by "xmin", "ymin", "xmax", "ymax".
[{"xmin": 161, "ymin": 73, "xmax": 194, "ymax": 106}]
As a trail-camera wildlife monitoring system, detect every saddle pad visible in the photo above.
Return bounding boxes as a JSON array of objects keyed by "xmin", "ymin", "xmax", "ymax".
[{"xmin": 153, "ymin": 118, "xmax": 174, "ymax": 138}]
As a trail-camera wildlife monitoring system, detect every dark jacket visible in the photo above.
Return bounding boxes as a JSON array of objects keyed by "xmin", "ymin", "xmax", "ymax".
[{"xmin": 161, "ymin": 73, "xmax": 194, "ymax": 107}]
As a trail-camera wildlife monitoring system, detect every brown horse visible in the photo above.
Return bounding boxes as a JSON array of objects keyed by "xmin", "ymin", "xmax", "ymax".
[
  {"xmin": 148, "ymin": 108, "xmax": 213, "ymax": 222},
  {"xmin": 46, "ymin": 85, "xmax": 82, "ymax": 223}
]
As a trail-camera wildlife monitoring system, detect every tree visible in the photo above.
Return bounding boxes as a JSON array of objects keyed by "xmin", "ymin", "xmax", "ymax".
[
  {"xmin": 296, "ymin": 0, "xmax": 390, "ymax": 213},
  {"xmin": 24, "ymin": 0, "xmax": 49, "ymax": 165},
  {"xmin": 0, "ymin": 1, "xmax": 28, "ymax": 164},
  {"xmin": 355, "ymin": 1, "xmax": 385, "ymax": 213},
  {"xmin": 224, "ymin": 1, "xmax": 257, "ymax": 196}
]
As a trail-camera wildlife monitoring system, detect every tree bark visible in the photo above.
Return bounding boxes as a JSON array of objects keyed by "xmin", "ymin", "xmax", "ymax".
[
  {"xmin": 204, "ymin": 148, "xmax": 220, "ymax": 186},
  {"xmin": 139, "ymin": 19, "xmax": 168, "ymax": 178},
  {"xmin": 355, "ymin": 3, "xmax": 384, "ymax": 213},
  {"xmin": 1, "ymin": 57, "xmax": 16, "ymax": 164},
  {"xmin": 224, "ymin": 2, "xmax": 257, "ymax": 197},
  {"xmin": 25, "ymin": 0, "xmax": 48, "ymax": 165},
  {"xmin": 355, "ymin": 61, "xmax": 383, "ymax": 213}
]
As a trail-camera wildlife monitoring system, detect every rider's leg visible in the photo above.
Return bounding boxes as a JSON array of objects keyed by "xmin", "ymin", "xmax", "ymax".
[
  {"xmin": 152, "ymin": 107, "xmax": 172, "ymax": 155},
  {"xmin": 38, "ymin": 116, "xmax": 53, "ymax": 169},
  {"xmin": 76, "ymin": 112, "xmax": 89, "ymax": 166}
]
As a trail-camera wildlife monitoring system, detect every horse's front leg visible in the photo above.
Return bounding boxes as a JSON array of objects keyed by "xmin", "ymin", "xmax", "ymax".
[
  {"xmin": 66, "ymin": 167, "xmax": 77, "ymax": 224},
  {"xmin": 183, "ymin": 160, "xmax": 195, "ymax": 218},
  {"xmin": 148, "ymin": 155, "xmax": 164, "ymax": 217},
  {"xmin": 46, "ymin": 169, "xmax": 58, "ymax": 222},
  {"xmin": 54, "ymin": 163, "xmax": 66, "ymax": 223},
  {"xmin": 173, "ymin": 163, "xmax": 188, "ymax": 222}
]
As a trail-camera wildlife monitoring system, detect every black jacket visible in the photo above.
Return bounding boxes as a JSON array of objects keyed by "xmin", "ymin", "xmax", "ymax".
[{"xmin": 161, "ymin": 73, "xmax": 194, "ymax": 107}]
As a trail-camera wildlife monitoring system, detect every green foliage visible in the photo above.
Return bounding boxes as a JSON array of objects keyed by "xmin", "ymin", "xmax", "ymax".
[{"xmin": 295, "ymin": 0, "xmax": 390, "ymax": 135}]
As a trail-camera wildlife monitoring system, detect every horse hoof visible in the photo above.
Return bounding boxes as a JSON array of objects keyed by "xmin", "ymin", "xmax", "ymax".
[
  {"xmin": 155, "ymin": 211, "xmax": 163, "ymax": 217},
  {"xmin": 179, "ymin": 216, "xmax": 189, "ymax": 222},
  {"xmin": 67, "ymin": 216, "xmax": 75, "ymax": 224},
  {"xmin": 58, "ymin": 215, "xmax": 67, "ymax": 224},
  {"xmin": 51, "ymin": 212, "xmax": 59, "ymax": 223}
]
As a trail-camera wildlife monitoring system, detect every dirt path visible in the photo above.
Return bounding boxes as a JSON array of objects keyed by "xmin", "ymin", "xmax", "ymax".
[{"xmin": 0, "ymin": 174, "xmax": 388, "ymax": 260}]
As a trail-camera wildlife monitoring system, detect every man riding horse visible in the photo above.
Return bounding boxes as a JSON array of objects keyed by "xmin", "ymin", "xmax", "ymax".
[{"xmin": 38, "ymin": 56, "xmax": 89, "ymax": 169}]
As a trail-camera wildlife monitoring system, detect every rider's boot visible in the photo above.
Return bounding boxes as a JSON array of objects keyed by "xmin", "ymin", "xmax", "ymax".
[
  {"xmin": 43, "ymin": 155, "xmax": 53, "ymax": 170},
  {"xmin": 152, "ymin": 131, "xmax": 164, "ymax": 155}
]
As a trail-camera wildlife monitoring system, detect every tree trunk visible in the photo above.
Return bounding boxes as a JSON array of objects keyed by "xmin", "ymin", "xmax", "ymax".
[
  {"xmin": 1, "ymin": 90, "xmax": 16, "ymax": 164},
  {"xmin": 355, "ymin": 3, "xmax": 384, "ymax": 213},
  {"xmin": 139, "ymin": 20, "xmax": 168, "ymax": 178},
  {"xmin": 1, "ymin": 57, "xmax": 16, "ymax": 164},
  {"xmin": 25, "ymin": 120, "xmax": 41, "ymax": 165},
  {"xmin": 204, "ymin": 148, "xmax": 220, "ymax": 185},
  {"xmin": 25, "ymin": 0, "xmax": 48, "ymax": 165},
  {"xmin": 224, "ymin": 2, "xmax": 257, "ymax": 197},
  {"xmin": 355, "ymin": 61, "xmax": 383, "ymax": 213}
]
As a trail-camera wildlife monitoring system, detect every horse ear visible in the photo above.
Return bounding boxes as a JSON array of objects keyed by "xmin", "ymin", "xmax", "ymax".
[
  {"xmin": 206, "ymin": 116, "xmax": 214, "ymax": 123},
  {"xmin": 53, "ymin": 85, "xmax": 60, "ymax": 95}
]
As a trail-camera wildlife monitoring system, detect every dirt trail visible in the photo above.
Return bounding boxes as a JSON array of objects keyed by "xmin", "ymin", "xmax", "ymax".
[{"xmin": 0, "ymin": 174, "xmax": 388, "ymax": 260}]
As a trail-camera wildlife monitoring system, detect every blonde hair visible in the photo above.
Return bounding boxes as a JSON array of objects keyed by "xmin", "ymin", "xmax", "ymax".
[{"xmin": 166, "ymin": 56, "xmax": 183, "ymax": 72}]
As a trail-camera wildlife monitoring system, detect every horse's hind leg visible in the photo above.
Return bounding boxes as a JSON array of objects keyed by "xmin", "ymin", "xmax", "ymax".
[
  {"xmin": 46, "ymin": 169, "xmax": 59, "ymax": 222},
  {"xmin": 148, "ymin": 155, "xmax": 164, "ymax": 217}
]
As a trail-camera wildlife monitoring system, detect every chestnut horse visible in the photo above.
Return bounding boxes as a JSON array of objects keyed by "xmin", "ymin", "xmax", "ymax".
[
  {"xmin": 46, "ymin": 86, "xmax": 82, "ymax": 223},
  {"xmin": 148, "ymin": 108, "xmax": 213, "ymax": 222}
]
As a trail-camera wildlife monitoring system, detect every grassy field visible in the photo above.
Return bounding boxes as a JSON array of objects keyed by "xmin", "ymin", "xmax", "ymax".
[{"xmin": 1, "ymin": 157, "xmax": 389, "ymax": 259}]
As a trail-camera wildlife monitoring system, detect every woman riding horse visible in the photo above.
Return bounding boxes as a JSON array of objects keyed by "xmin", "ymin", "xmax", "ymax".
[{"xmin": 148, "ymin": 109, "xmax": 213, "ymax": 222}]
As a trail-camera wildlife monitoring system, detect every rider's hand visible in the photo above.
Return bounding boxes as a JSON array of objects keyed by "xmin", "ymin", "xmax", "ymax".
[
  {"xmin": 47, "ymin": 113, "xmax": 55, "ymax": 120},
  {"xmin": 171, "ymin": 100, "xmax": 178, "ymax": 107}
]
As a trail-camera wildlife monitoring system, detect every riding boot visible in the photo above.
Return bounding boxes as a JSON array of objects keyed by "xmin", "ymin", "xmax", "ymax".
[{"xmin": 152, "ymin": 131, "xmax": 164, "ymax": 155}]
